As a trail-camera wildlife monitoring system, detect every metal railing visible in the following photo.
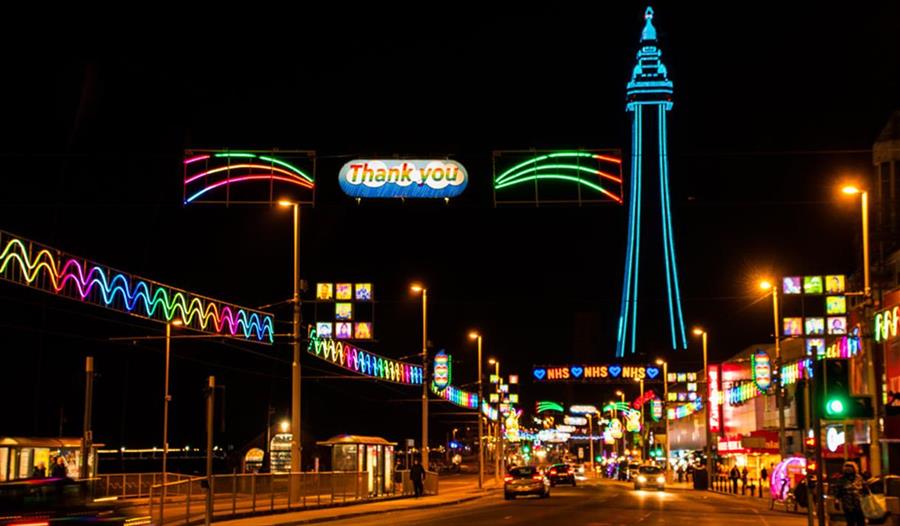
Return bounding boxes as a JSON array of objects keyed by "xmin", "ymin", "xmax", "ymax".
[
  {"xmin": 710, "ymin": 474, "xmax": 766, "ymax": 498},
  {"xmin": 93, "ymin": 472, "xmax": 192, "ymax": 499},
  {"xmin": 149, "ymin": 470, "xmax": 439, "ymax": 525}
]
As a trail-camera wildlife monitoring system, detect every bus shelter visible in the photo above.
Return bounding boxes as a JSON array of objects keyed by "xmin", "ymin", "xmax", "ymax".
[{"xmin": 317, "ymin": 435, "xmax": 395, "ymax": 496}]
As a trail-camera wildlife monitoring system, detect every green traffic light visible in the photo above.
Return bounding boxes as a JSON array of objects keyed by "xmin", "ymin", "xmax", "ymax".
[{"xmin": 826, "ymin": 398, "xmax": 845, "ymax": 416}]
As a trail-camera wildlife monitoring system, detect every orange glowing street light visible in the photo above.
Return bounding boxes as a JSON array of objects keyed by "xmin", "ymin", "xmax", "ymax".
[{"xmin": 759, "ymin": 280, "xmax": 772, "ymax": 291}]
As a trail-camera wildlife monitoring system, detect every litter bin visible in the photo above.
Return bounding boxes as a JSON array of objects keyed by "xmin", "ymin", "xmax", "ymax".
[{"xmin": 693, "ymin": 468, "xmax": 709, "ymax": 490}]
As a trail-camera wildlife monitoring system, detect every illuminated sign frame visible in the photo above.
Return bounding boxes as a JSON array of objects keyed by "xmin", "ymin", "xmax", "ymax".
[
  {"xmin": 184, "ymin": 150, "xmax": 315, "ymax": 205},
  {"xmin": 532, "ymin": 363, "xmax": 662, "ymax": 383},
  {"xmin": 433, "ymin": 350, "xmax": 452, "ymax": 391},
  {"xmin": 752, "ymin": 351, "xmax": 772, "ymax": 393},
  {"xmin": 339, "ymin": 159, "xmax": 468, "ymax": 199},
  {"xmin": 708, "ymin": 365, "xmax": 721, "ymax": 433},
  {"xmin": 875, "ymin": 306, "xmax": 900, "ymax": 343}
]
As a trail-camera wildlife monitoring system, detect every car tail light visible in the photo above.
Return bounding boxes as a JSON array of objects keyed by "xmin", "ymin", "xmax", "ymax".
[
  {"xmin": 504, "ymin": 476, "xmax": 513, "ymax": 482},
  {"xmin": 532, "ymin": 474, "xmax": 544, "ymax": 480},
  {"xmin": 549, "ymin": 469, "xmax": 557, "ymax": 475}
]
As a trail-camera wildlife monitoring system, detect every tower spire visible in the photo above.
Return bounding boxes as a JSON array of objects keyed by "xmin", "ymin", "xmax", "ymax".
[{"xmin": 641, "ymin": 7, "xmax": 657, "ymax": 42}]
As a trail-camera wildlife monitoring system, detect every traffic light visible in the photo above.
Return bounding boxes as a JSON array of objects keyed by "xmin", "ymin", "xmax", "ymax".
[{"xmin": 813, "ymin": 358, "xmax": 874, "ymax": 420}]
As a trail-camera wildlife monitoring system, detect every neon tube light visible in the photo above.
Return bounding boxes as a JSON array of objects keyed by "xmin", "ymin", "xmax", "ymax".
[
  {"xmin": 495, "ymin": 152, "xmax": 621, "ymax": 184},
  {"xmin": 494, "ymin": 175, "xmax": 623, "ymax": 203},
  {"xmin": 498, "ymin": 164, "xmax": 623, "ymax": 185},
  {"xmin": 307, "ymin": 329, "xmax": 422, "ymax": 385},
  {"xmin": 0, "ymin": 231, "xmax": 274, "ymax": 343},
  {"xmin": 258, "ymin": 156, "xmax": 314, "ymax": 183},
  {"xmin": 184, "ymin": 155, "xmax": 210, "ymax": 165},
  {"xmin": 184, "ymin": 164, "xmax": 311, "ymax": 186},
  {"xmin": 214, "ymin": 152, "xmax": 257, "ymax": 158}
]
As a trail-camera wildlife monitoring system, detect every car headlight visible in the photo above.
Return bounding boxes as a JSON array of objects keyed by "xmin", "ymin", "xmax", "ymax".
[
  {"xmin": 637, "ymin": 476, "xmax": 647, "ymax": 483},
  {"xmin": 657, "ymin": 477, "xmax": 665, "ymax": 484}
]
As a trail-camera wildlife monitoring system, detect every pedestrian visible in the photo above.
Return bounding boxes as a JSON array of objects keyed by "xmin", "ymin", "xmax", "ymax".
[
  {"xmin": 677, "ymin": 465, "xmax": 684, "ymax": 483},
  {"xmin": 760, "ymin": 465, "xmax": 769, "ymax": 492},
  {"xmin": 741, "ymin": 466, "xmax": 749, "ymax": 494},
  {"xmin": 50, "ymin": 456, "xmax": 68, "ymax": 478},
  {"xmin": 831, "ymin": 461, "xmax": 868, "ymax": 526},
  {"xmin": 31, "ymin": 462, "xmax": 46, "ymax": 478},
  {"xmin": 729, "ymin": 465, "xmax": 740, "ymax": 494},
  {"xmin": 410, "ymin": 458, "xmax": 426, "ymax": 498}
]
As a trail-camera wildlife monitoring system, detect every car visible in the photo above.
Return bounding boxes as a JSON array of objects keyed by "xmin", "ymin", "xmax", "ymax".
[
  {"xmin": 626, "ymin": 462, "xmax": 641, "ymax": 481},
  {"xmin": 634, "ymin": 465, "xmax": 666, "ymax": 491},
  {"xmin": 504, "ymin": 466, "xmax": 551, "ymax": 500},
  {"xmin": 0, "ymin": 477, "xmax": 151, "ymax": 525},
  {"xmin": 545, "ymin": 463, "xmax": 576, "ymax": 486}
]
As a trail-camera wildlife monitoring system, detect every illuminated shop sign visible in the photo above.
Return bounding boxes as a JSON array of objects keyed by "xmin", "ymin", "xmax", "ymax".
[
  {"xmin": 307, "ymin": 329, "xmax": 422, "ymax": 385},
  {"xmin": 569, "ymin": 405, "xmax": 599, "ymax": 415},
  {"xmin": 826, "ymin": 426, "xmax": 846, "ymax": 453},
  {"xmin": 708, "ymin": 365, "xmax": 721, "ymax": 433},
  {"xmin": 667, "ymin": 372, "xmax": 698, "ymax": 383},
  {"xmin": 564, "ymin": 416, "xmax": 587, "ymax": 426},
  {"xmin": 666, "ymin": 398, "xmax": 703, "ymax": 420},
  {"xmin": 339, "ymin": 159, "xmax": 468, "ymax": 199},
  {"xmin": 651, "ymin": 400, "xmax": 663, "ymax": 422},
  {"xmin": 875, "ymin": 306, "xmax": 900, "ymax": 343},
  {"xmin": 752, "ymin": 351, "xmax": 772, "ymax": 392},
  {"xmin": 532, "ymin": 364, "xmax": 661, "ymax": 382},
  {"xmin": 632, "ymin": 390, "xmax": 658, "ymax": 409}
]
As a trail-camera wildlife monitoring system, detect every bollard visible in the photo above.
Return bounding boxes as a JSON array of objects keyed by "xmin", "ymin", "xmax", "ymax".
[{"xmin": 250, "ymin": 472, "xmax": 256, "ymax": 513}]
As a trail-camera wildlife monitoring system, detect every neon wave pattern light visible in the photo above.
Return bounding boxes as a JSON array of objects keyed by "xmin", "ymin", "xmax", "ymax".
[
  {"xmin": 184, "ymin": 151, "xmax": 315, "ymax": 204},
  {"xmin": 430, "ymin": 381, "xmax": 498, "ymax": 421},
  {"xmin": 617, "ymin": 6, "xmax": 687, "ymax": 356},
  {"xmin": 307, "ymin": 330, "xmax": 423, "ymax": 385},
  {"xmin": 0, "ymin": 230, "xmax": 274, "ymax": 343},
  {"xmin": 494, "ymin": 151, "xmax": 623, "ymax": 203}
]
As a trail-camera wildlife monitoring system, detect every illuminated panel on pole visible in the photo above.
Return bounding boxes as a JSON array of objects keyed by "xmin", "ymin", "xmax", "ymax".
[
  {"xmin": 307, "ymin": 329, "xmax": 422, "ymax": 385},
  {"xmin": 184, "ymin": 150, "xmax": 315, "ymax": 205},
  {"xmin": 432, "ymin": 350, "xmax": 451, "ymax": 390},
  {"xmin": 708, "ymin": 365, "xmax": 721, "ymax": 433},
  {"xmin": 752, "ymin": 351, "xmax": 772, "ymax": 393},
  {"xmin": 0, "ymin": 230, "xmax": 274, "ymax": 343}
]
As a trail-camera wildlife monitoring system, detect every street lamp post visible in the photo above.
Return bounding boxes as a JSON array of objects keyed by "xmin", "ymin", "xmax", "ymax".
[
  {"xmin": 656, "ymin": 359, "xmax": 670, "ymax": 481},
  {"xmin": 469, "ymin": 332, "xmax": 484, "ymax": 490},
  {"xmin": 160, "ymin": 319, "xmax": 182, "ymax": 526},
  {"xmin": 411, "ymin": 284, "xmax": 429, "ymax": 470},
  {"xmin": 615, "ymin": 390, "xmax": 625, "ymax": 455},
  {"xmin": 759, "ymin": 281, "xmax": 787, "ymax": 458},
  {"xmin": 489, "ymin": 358, "xmax": 501, "ymax": 481},
  {"xmin": 842, "ymin": 185, "xmax": 881, "ymax": 476},
  {"xmin": 634, "ymin": 377, "xmax": 644, "ymax": 458},
  {"xmin": 278, "ymin": 200, "xmax": 303, "ymax": 475},
  {"xmin": 693, "ymin": 327, "xmax": 714, "ymax": 482}
]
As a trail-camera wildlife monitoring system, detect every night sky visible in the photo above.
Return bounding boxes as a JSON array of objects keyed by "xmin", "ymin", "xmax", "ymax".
[{"xmin": 1, "ymin": 3, "xmax": 898, "ymax": 465}]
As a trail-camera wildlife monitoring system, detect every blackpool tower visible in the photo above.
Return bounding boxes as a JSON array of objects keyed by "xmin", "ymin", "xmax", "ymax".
[{"xmin": 616, "ymin": 7, "xmax": 687, "ymax": 357}]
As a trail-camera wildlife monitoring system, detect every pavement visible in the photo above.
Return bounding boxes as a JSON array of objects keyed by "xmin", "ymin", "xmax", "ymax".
[
  {"xmin": 215, "ymin": 477, "xmax": 810, "ymax": 526},
  {"xmin": 213, "ymin": 473, "xmax": 500, "ymax": 526}
]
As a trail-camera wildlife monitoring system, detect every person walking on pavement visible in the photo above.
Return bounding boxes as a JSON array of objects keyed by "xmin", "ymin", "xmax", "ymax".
[
  {"xmin": 31, "ymin": 463, "xmax": 46, "ymax": 478},
  {"xmin": 741, "ymin": 466, "xmax": 749, "ymax": 494},
  {"xmin": 831, "ymin": 461, "xmax": 868, "ymax": 526},
  {"xmin": 50, "ymin": 456, "xmax": 68, "ymax": 479},
  {"xmin": 760, "ymin": 465, "xmax": 769, "ymax": 492},
  {"xmin": 729, "ymin": 465, "xmax": 740, "ymax": 494},
  {"xmin": 410, "ymin": 458, "xmax": 426, "ymax": 498}
]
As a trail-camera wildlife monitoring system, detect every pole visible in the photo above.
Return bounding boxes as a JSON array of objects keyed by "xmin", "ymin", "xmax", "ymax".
[
  {"xmin": 588, "ymin": 414, "xmax": 594, "ymax": 476},
  {"xmin": 494, "ymin": 362, "xmax": 501, "ymax": 482},
  {"xmin": 804, "ymin": 378, "xmax": 814, "ymax": 526},
  {"xmin": 861, "ymin": 191, "xmax": 882, "ymax": 476},
  {"xmin": 290, "ymin": 203, "xmax": 302, "ymax": 475},
  {"xmin": 476, "ymin": 335, "xmax": 483, "ymax": 489},
  {"xmin": 205, "ymin": 376, "xmax": 215, "ymax": 526},
  {"xmin": 639, "ymin": 379, "xmax": 644, "ymax": 458},
  {"xmin": 161, "ymin": 323, "xmax": 172, "ymax": 526},
  {"xmin": 662, "ymin": 361, "xmax": 670, "ymax": 482},
  {"xmin": 703, "ymin": 331, "xmax": 714, "ymax": 483},
  {"xmin": 421, "ymin": 289, "xmax": 429, "ymax": 470},
  {"xmin": 80, "ymin": 356, "xmax": 94, "ymax": 479},
  {"xmin": 773, "ymin": 286, "xmax": 787, "ymax": 458}
]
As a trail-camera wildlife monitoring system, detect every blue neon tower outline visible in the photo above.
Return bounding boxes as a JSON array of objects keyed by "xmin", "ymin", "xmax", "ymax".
[{"xmin": 616, "ymin": 6, "xmax": 688, "ymax": 357}]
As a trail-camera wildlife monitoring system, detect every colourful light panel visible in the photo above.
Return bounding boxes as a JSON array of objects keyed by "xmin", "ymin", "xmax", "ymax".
[
  {"xmin": 307, "ymin": 329, "xmax": 422, "ymax": 385},
  {"xmin": 0, "ymin": 230, "xmax": 274, "ymax": 343},
  {"xmin": 183, "ymin": 151, "xmax": 314, "ymax": 204},
  {"xmin": 431, "ymin": 382, "xmax": 478, "ymax": 408},
  {"xmin": 493, "ymin": 151, "xmax": 623, "ymax": 203}
]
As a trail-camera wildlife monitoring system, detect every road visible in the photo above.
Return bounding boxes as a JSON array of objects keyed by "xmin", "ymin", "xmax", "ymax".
[{"xmin": 327, "ymin": 479, "xmax": 808, "ymax": 526}]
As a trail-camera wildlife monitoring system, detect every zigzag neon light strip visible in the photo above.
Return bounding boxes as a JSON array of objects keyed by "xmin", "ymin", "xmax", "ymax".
[
  {"xmin": 307, "ymin": 330, "xmax": 423, "ymax": 385},
  {"xmin": 0, "ymin": 230, "xmax": 274, "ymax": 343},
  {"xmin": 493, "ymin": 151, "xmax": 623, "ymax": 203},
  {"xmin": 183, "ymin": 152, "xmax": 314, "ymax": 204},
  {"xmin": 431, "ymin": 382, "xmax": 478, "ymax": 408}
]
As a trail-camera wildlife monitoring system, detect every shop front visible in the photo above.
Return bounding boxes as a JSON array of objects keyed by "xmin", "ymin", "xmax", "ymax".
[
  {"xmin": 875, "ymin": 290, "xmax": 900, "ymax": 474},
  {"xmin": 716, "ymin": 430, "xmax": 781, "ymax": 481}
]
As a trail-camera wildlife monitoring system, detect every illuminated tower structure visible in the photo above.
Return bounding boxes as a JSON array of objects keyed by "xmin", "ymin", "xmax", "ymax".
[{"xmin": 616, "ymin": 7, "xmax": 687, "ymax": 357}]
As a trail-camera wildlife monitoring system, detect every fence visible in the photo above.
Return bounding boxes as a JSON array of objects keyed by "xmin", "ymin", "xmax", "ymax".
[
  {"xmin": 149, "ymin": 470, "xmax": 438, "ymax": 525},
  {"xmin": 93, "ymin": 472, "xmax": 192, "ymax": 498},
  {"xmin": 710, "ymin": 475, "xmax": 766, "ymax": 498}
]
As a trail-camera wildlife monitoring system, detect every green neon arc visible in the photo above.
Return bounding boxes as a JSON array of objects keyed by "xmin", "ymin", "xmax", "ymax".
[
  {"xmin": 497, "ymin": 164, "xmax": 622, "ymax": 186},
  {"xmin": 495, "ymin": 174, "xmax": 622, "ymax": 202},
  {"xmin": 207, "ymin": 152, "xmax": 314, "ymax": 182},
  {"xmin": 495, "ymin": 152, "xmax": 619, "ymax": 183}
]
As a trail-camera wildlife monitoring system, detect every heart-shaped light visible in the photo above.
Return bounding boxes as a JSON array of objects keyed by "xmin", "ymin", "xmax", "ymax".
[
  {"xmin": 571, "ymin": 366, "xmax": 584, "ymax": 378},
  {"xmin": 534, "ymin": 368, "xmax": 547, "ymax": 380},
  {"xmin": 646, "ymin": 367, "xmax": 659, "ymax": 379},
  {"xmin": 609, "ymin": 366, "xmax": 622, "ymax": 377}
]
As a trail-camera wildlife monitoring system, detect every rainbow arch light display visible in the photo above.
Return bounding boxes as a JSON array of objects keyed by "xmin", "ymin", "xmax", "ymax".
[
  {"xmin": 0, "ymin": 230, "xmax": 275, "ymax": 343},
  {"xmin": 184, "ymin": 150, "xmax": 315, "ymax": 205},
  {"xmin": 493, "ymin": 150, "xmax": 623, "ymax": 205},
  {"xmin": 307, "ymin": 329, "xmax": 423, "ymax": 385}
]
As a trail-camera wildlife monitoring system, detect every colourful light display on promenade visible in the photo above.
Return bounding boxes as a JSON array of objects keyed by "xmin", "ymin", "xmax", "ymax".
[{"xmin": 307, "ymin": 329, "xmax": 423, "ymax": 385}]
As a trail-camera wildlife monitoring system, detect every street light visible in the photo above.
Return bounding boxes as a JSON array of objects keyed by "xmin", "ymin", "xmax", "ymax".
[
  {"xmin": 411, "ymin": 284, "xmax": 429, "ymax": 470},
  {"xmin": 280, "ymin": 420, "xmax": 290, "ymax": 434},
  {"xmin": 692, "ymin": 327, "xmax": 716, "ymax": 482},
  {"xmin": 160, "ymin": 319, "xmax": 182, "ymax": 525},
  {"xmin": 758, "ymin": 279, "xmax": 787, "ymax": 459},
  {"xmin": 468, "ymin": 331, "xmax": 484, "ymax": 489},
  {"xmin": 840, "ymin": 184, "xmax": 881, "ymax": 476},
  {"xmin": 489, "ymin": 359, "xmax": 502, "ymax": 481},
  {"xmin": 614, "ymin": 390, "xmax": 625, "ymax": 455},
  {"xmin": 279, "ymin": 199, "xmax": 302, "ymax": 474},
  {"xmin": 656, "ymin": 358, "xmax": 670, "ymax": 481},
  {"xmin": 633, "ymin": 376, "xmax": 644, "ymax": 458}
]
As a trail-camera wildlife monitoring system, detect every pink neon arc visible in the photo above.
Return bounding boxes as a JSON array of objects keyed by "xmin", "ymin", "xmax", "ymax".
[
  {"xmin": 184, "ymin": 164, "xmax": 309, "ymax": 185},
  {"xmin": 592, "ymin": 154, "xmax": 623, "ymax": 164},
  {"xmin": 186, "ymin": 175, "xmax": 313, "ymax": 202},
  {"xmin": 184, "ymin": 155, "xmax": 211, "ymax": 165}
]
